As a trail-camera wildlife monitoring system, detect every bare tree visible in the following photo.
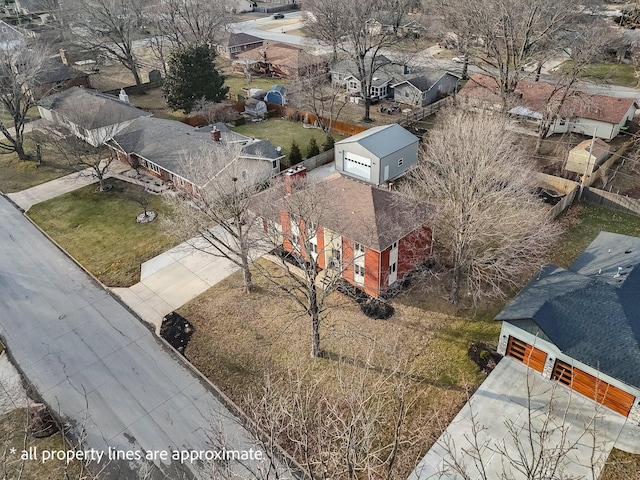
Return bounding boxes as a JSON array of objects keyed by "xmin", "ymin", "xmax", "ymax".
[
  {"xmin": 436, "ymin": 0, "xmax": 588, "ymax": 105},
  {"xmin": 162, "ymin": 143, "xmax": 272, "ymax": 294},
  {"xmin": 152, "ymin": 0, "xmax": 229, "ymax": 47},
  {"xmin": 306, "ymin": 0, "xmax": 415, "ymax": 122},
  {"xmin": 69, "ymin": 0, "xmax": 146, "ymax": 85},
  {"xmin": 404, "ymin": 110, "xmax": 561, "ymax": 305},
  {"xmin": 0, "ymin": 44, "xmax": 46, "ymax": 160},
  {"xmin": 246, "ymin": 351, "xmax": 432, "ymax": 480}
]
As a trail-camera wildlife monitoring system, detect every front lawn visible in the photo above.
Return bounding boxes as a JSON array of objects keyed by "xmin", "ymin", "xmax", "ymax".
[
  {"xmin": 555, "ymin": 62, "xmax": 637, "ymax": 88},
  {"xmin": 177, "ymin": 258, "xmax": 501, "ymax": 478},
  {"xmin": 229, "ymin": 118, "xmax": 343, "ymax": 164},
  {"xmin": 551, "ymin": 202, "xmax": 640, "ymax": 268},
  {"xmin": 28, "ymin": 180, "xmax": 178, "ymax": 287}
]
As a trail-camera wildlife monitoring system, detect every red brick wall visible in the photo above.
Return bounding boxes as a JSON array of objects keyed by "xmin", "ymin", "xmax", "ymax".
[
  {"xmin": 397, "ymin": 225, "xmax": 432, "ymax": 279},
  {"xmin": 363, "ymin": 248, "xmax": 381, "ymax": 297},
  {"xmin": 281, "ymin": 211, "xmax": 293, "ymax": 253},
  {"xmin": 316, "ymin": 226, "xmax": 326, "ymax": 269},
  {"xmin": 379, "ymin": 248, "xmax": 390, "ymax": 292}
]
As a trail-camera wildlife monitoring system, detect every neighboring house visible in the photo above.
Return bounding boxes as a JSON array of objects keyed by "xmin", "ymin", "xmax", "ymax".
[
  {"xmin": 459, "ymin": 74, "xmax": 638, "ymax": 140},
  {"xmin": 261, "ymin": 170, "xmax": 435, "ymax": 298},
  {"xmin": 34, "ymin": 55, "xmax": 90, "ymax": 98},
  {"xmin": 37, "ymin": 87, "xmax": 151, "ymax": 147},
  {"xmin": 14, "ymin": 0, "xmax": 53, "ymax": 14},
  {"xmin": 565, "ymin": 138, "xmax": 611, "ymax": 176},
  {"xmin": 234, "ymin": 42, "xmax": 328, "ymax": 79},
  {"xmin": 391, "ymin": 70, "xmax": 459, "ymax": 107},
  {"xmin": 109, "ymin": 117, "xmax": 284, "ymax": 194},
  {"xmin": 495, "ymin": 231, "xmax": 640, "ymax": 421},
  {"xmin": 244, "ymin": 98, "xmax": 268, "ymax": 117},
  {"xmin": 265, "ymin": 84, "xmax": 287, "ymax": 105},
  {"xmin": 334, "ymin": 123, "xmax": 419, "ymax": 185},
  {"xmin": 330, "ymin": 56, "xmax": 394, "ymax": 101},
  {"xmin": 226, "ymin": 0, "xmax": 256, "ymax": 13},
  {"xmin": 215, "ymin": 32, "xmax": 264, "ymax": 59}
]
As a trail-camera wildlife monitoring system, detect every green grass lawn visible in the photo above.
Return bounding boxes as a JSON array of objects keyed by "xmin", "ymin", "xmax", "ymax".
[
  {"xmin": 551, "ymin": 202, "xmax": 640, "ymax": 268},
  {"xmin": 0, "ymin": 134, "xmax": 81, "ymax": 193},
  {"xmin": 229, "ymin": 118, "xmax": 343, "ymax": 166},
  {"xmin": 223, "ymin": 74, "xmax": 290, "ymax": 98},
  {"xmin": 28, "ymin": 180, "xmax": 178, "ymax": 287},
  {"xmin": 0, "ymin": 105, "xmax": 40, "ymax": 127},
  {"xmin": 556, "ymin": 62, "xmax": 637, "ymax": 88}
]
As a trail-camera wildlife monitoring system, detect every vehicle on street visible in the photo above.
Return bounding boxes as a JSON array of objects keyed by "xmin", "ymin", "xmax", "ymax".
[
  {"xmin": 452, "ymin": 56, "xmax": 467, "ymax": 63},
  {"xmin": 273, "ymin": 13, "xmax": 284, "ymax": 19}
]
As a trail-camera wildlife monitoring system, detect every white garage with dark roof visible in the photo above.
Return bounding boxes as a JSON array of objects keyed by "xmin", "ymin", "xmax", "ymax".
[{"xmin": 496, "ymin": 231, "xmax": 640, "ymax": 420}]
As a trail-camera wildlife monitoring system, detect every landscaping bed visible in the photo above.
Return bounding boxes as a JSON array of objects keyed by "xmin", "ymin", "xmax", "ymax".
[{"xmin": 27, "ymin": 180, "xmax": 179, "ymax": 287}]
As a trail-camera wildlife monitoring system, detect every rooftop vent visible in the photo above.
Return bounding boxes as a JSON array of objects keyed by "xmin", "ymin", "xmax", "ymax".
[{"xmin": 613, "ymin": 266, "xmax": 623, "ymax": 279}]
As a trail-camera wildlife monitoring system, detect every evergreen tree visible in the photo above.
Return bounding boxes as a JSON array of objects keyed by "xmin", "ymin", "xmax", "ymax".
[
  {"xmin": 322, "ymin": 135, "xmax": 335, "ymax": 152},
  {"xmin": 163, "ymin": 44, "xmax": 229, "ymax": 114},
  {"xmin": 289, "ymin": 141, "xmax": 302, "ymax": 166},
  {"xmin": 306, "ymin": 137, "xmax": 320, "ymax": 159}
]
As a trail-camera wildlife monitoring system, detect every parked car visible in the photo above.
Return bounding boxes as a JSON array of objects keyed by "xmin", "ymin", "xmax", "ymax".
[
  {"xmin": 273, "ymin": 13, "xmax": 284, "ymax": 19},
  {"xmin": 452, "ymin": 56, "xmax": 468, "ymax": 64}
]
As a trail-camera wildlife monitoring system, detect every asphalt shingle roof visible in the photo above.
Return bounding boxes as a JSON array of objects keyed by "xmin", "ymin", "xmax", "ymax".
[{"xmin": 495, "ymin": 231, "xmax": 640, "ymax": 389}]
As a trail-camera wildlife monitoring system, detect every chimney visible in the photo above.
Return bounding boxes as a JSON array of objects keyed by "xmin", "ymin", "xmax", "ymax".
[
  {"xmin": 211, "ymin": 126, "xmax": 221, "ymax": 142},
  {"xmin": 403, "ymin": 64, "xmax": 409, "ymax": 75},
  {"xmin": 118, "ymin": 88, "xmax": 130, "ymax": 104},
  {"xmin": 284, "ymin": 165, "xmax": 307, "ymax": 194},
  {"xmin": 59, "ymin": 49, "xmax": 68, "ymax": 66}
]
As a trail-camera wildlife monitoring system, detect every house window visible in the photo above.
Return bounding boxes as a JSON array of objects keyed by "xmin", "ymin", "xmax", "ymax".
[
  {"xmin": 331, "ymin": 248, "xmax": 341, "ymax": 268},
  {"xmin": 354, "ymin": 264, "xmax": 365, "ymax": 284},
  {"xmin": 398, "ymin": 158, "xmax": 404, "ymax": 167},
  {"xmin": 241, "ymin": 170, "xmax": 248, "ymax": 181},
  {"xmin": 392, "ymin": 241, "xmax": 398, "ymax": 250},
  {"xmin": 354, "ymin": 242, "xmax": 365, "ymax": 255},
  {"xmin": 389, "ymin": 263, "xmax": 396, "ymax": 274}
]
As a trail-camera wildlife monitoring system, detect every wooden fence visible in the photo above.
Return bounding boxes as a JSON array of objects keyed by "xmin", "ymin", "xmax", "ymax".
[
  {"xmin": 264, "ymin": 101, "xmax": 368, "ymax": 136},
  {"xmin": 397, "ymin": 97, "xmax": 452, "ymax": 128},
  {"xmin": 582, "ymin": 187, "xmax": 640, "ymax": 217},
  {"xmin": 586, "ymin": 139, "xmax": 634, "ymax": 187}
]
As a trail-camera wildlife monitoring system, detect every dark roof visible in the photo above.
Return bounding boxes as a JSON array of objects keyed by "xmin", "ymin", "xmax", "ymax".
[
  {"xmin": 257, "ymin": 174, "xmax": 435, "ymax": 251},
  {"xmin": 220, "ymin": 32, "xmax": 263, "ymax": 48},
  {"xmin": 496, "ymin": 231, "xmax": 640, "ymax": 389},
  {"xmin": 460, "ymin": 74, "xmax": 637, "ymax": 124},
  {"xmin": 38, "ymin": 87, "xmax": 150, "ymax": 130},
  {"xmin": 37, "ymin": 56, "xmax": 88, "ymax": 85},
  {"xmin": 111, "ymin": 117, "xmax": 279, "ymax": 183}
]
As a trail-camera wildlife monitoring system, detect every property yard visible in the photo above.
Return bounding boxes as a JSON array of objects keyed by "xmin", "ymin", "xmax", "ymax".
[
  {"xmin": 28, "ymin": 180, "xmax": 178, "ymax": 287},
  {"xmin": 0, "ymin": 134, "xmax": 81, "ymax": 194},
  {"xmin": 127, "ymin": 88, "xmax": 185, "ymax": 122},
  {"xmin": 555, "ymin": 61, "xmax": 638, "ymax": 88},
  {"xmin": 601, "ymin": 448, "xmax": 640, "ymax": 480},
  {"xmin": 223, "ymin": 73, "xmax": 291, "ymax": 99},
  {"xmin": 177, "ymin": 258, "xmax": 501, "ymax": 479},
  {"xmin": 229, "ymin": 118, "xmax": 344, "ymax": 164}
]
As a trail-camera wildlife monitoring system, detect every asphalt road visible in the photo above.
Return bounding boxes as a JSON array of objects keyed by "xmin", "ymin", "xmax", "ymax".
[{"xmin": 0, "ymin": 196, "xmax": 288, "ymax": 480}]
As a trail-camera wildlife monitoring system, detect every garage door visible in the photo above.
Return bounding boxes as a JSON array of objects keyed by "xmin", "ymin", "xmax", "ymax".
[
  {"xmin": 552, "ymin": 360, "xmax": 636, "ymax": 417},
  {"xmin": 506, "ymin": 337, "xmax": 547, "ymax": 373},
  {"xmin": 343, "ymin": 152, "xmax": 371, "ymax": 180}
]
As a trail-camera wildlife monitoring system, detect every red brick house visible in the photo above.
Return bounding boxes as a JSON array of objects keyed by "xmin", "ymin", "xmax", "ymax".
[{"xmin": 263, "ymin": 168, "xmax": 435, "ymax": 298}]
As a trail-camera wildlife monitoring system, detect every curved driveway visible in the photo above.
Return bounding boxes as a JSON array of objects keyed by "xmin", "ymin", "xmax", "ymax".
[{"xmin": 0, "ymin": 195, "xmax": 288, "ymax": 479}]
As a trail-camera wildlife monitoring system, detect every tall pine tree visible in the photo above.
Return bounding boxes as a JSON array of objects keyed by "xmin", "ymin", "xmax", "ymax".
[{"xmin": 163, "ymin": 44, "xmax": 229, "ymax": 114}]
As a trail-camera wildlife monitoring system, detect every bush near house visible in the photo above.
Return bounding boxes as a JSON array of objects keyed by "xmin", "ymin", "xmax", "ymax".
[
  {"xmin": 288, "ymin": 140, "xmax": 302, "ymax": 166},
  {"xmin": 306, "ymin": 137, "xmax": 320, "ymax": 158}
]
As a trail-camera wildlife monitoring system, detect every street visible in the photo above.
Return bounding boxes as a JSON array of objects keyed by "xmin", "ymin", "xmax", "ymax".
[{"xmin": 0, "ymin": 195, "xmax": 290, "ymax": 479}]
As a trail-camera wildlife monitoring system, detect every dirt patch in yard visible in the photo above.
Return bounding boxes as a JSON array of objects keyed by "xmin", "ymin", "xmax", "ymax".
[{"xmin": 160, "ymin": 312, "xmax": 194, "ymax": 355}]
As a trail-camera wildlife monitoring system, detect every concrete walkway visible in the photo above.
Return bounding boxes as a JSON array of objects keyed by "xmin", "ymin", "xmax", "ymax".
[{"xmin": 408, "ymin": 357, "xmax": 640, "ymax": 480}]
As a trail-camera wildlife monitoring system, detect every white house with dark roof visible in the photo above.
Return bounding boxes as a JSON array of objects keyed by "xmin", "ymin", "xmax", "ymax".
[
  {"xmin": 334, "ymin": 123, "xmax": 419, "ymax": 185},
  {"xmin": 215, "ymin": 32, "xmax": 264, "ymax": 59},
  {"xmin": 108, "ymin": 117, "xmax": 284, "ymax": 193},
  {"xmin": 496, "ymin": 231, "xmax": 640, "ymax": 421},
  {"xmin": 38, "ymin": 87, "xmax": 150, "ymax": 147}
]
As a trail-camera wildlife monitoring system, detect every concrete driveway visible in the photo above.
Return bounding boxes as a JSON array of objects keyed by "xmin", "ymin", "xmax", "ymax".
[{"xmin": 409, "ymin": 357, "xmax": 637, "ymax": 480}]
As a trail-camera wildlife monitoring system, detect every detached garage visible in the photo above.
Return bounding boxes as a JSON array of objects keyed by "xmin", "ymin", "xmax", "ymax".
[
  {"xmin": 334, "ymin": 123, "xmax": 419, "ymax": 185},
  {"xmin": 496, "ymin": 231, "xmax": 640, "ymax": 422}
]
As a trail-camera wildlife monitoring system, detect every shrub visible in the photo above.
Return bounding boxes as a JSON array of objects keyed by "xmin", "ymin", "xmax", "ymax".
[
  {"xmin": 289, "ymin": 141, "xmax": 303, "ymax": 165},
  {"xmin": 306, "ymin": 137, "xmax": 320, "ymax": 159},
  {"xmin": 322, "ymin": 135, "xmax": 335, "ymax": 152}
]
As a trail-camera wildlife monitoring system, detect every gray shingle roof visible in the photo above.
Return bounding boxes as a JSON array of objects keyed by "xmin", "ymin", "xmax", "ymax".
[
  {"xmin": 335, "ymin": 123, "xmax": 419, "ymax": 159},
  {"xmin": 37, "ymin": 56, "xmax": 88, "ymax": 85},
  {"xmin": 495, "ymin": 231, "xmax": 640, "ymax": 389},
  {"xmin": 221, "ymin": 32, "xmax": 263, "ymax": 48},
  {"xmin": 38, "ymin": 87, "xmax": 150, "ymax": 130}
]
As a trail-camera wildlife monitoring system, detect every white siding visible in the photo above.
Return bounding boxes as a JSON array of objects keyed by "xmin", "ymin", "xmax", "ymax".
[{"xmin": 343, "ymin": 151, "xmax": 372, "ymax": 181}]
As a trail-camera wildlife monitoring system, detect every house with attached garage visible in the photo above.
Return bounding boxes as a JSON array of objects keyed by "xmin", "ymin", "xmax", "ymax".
[
  {"xmin": 458, "ymin": 74, "xmax": 639, "ymax": 141},
  {"xmin": 496, "ymin": 231, "xmax": 640, "ymax": 421},
  {"xmin": 215, "ymin": 32, "xmax": 264, "ymax": 60},
  {"xmin": 257, "ymin": 169, "xmax": 435, "ymax": 298},
  {"xmin": 108, "ymin": 117, "xmax": 284, "ymax": 194},
  {"xmin": 390, "ymin": 69, "xmax": 459, "ymax": 107},
  {"xmin": 37, "ymin": 87, "xmax": 151, "ymax": 147},
  {"xmin": 334, "ymin": 123, "xmax": 419, "ymax": 185}
]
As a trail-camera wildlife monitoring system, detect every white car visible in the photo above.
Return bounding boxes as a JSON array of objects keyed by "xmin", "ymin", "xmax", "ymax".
[{"xmin": 452, "ymin": 56, "xmax": 467, "ymax": 63}]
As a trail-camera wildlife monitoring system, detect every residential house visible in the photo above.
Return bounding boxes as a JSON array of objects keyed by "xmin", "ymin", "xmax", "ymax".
[
  {"xmin": 261, "ymin": 170, "xmax": 435, "ymax": 298},
  {"xmin": 37, "ymin": 87, "xmax": 151, "ymax": 147},
  {"xmin": 0, "ymin": 20, "xmax": 24, "ymax": 51},
  {"xmin": 109, "ymin": 117, "xmax": 284, "ymax": 194},
  {"xmin": 334, "ymin": 123, "xmax": 419, "ymax": 185},
  {"xmin": 458, "ymin": 74, "xmax": 638, "ymax": 140},
  {"xmin": 215, "ymin": 32, "xmax": 264, "ymax": 59},
  {"xmin": 14, "ymin": 0, "xmax": 53, "ymax": 14},
  {"xmin": 330, "ymin": 56, "xmax": 394, "ymax": 101},
  {"xmin": 34, "ymin": 55, "xmax": 91, "ymax": 98},
  {"xmin": 496, "ymin": 231, "xmax": 640, "ymax": 421},
  {"xmin": 391, "ymin": 69, "xmax": 459, "ymax": 107},
  {"xmin": 565, "ymin": 138, "xmax": 611, "ymax": 176},
  {"xmin": 234, "ymin": 42, "xmax": 329, "ymax": 79},
  {"xmin": 226, "ymin": 0, "xmax": 256, "ymax": 13}
]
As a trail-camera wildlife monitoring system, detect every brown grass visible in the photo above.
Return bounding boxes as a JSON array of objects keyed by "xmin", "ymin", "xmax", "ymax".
[{"xmin": 178, "ymin": 258, "xmax": 501, "ymax": 478}]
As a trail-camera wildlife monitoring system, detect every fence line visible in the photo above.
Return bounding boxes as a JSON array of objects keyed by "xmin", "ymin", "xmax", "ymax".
[{"xmin": 582, "ymin": 187, "xmax": 640, "ymax": 217}]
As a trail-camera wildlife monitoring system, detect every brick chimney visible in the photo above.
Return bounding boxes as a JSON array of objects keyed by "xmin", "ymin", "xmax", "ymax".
[
  {"xmin": 211, "ymin": 126, "xmax": 221, "ymax": 142},
  {"xmin": 285, "ymin": 165, "xmax": 307, "ymax": 194},
  {"xmin": 59, "ymin": 49, "xmax": 68, "ymax": 66}
]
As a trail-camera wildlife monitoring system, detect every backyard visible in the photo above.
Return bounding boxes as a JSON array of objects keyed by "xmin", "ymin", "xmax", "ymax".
[
  {"xmin": 555, "ymin": 61, "xmax": 638, "ymax": 88},
  {"xmin": 28, "ymin": 180, "xmax": 179, "ymax": 287}
]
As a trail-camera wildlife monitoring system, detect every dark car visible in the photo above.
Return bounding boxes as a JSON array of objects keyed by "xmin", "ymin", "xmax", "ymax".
[
  {"xmin": 537, "ymin": 187, "xmax": 565, "ymax": 205},
  {"xmin": 273, "ymin": 13, "xmax": 284, "ymax": 19}
]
